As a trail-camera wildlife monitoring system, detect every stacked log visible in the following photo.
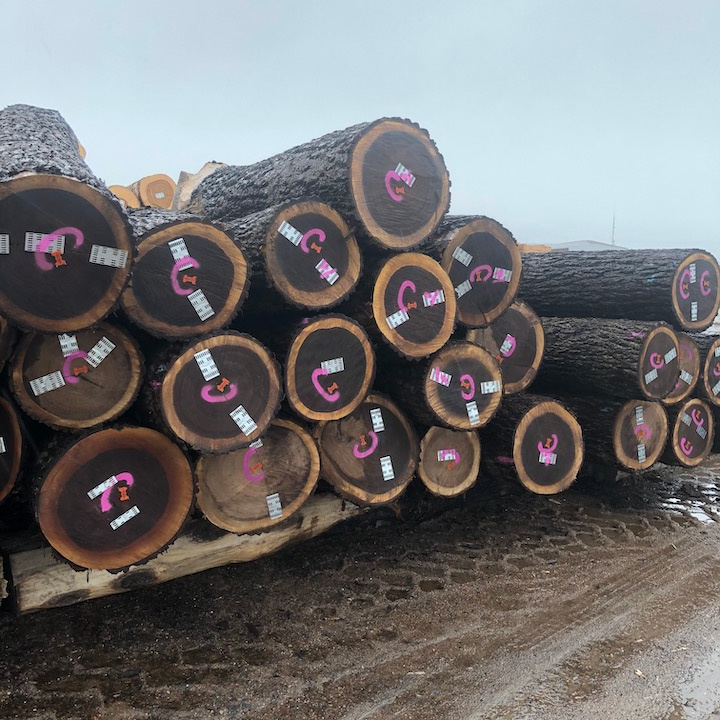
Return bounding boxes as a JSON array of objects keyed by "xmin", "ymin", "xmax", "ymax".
[
  {"xmin": 418, "ymin": 427, "xmax": 481, "ymax": 497},
  {"xmin": 660, "ymin": 398, "xmax": 715, "ymax": 468}
]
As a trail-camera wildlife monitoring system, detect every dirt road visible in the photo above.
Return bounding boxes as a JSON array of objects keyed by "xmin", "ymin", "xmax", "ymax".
[{"xmin": 2, "ymin": 461, "xmax": 720, "ymax": 720}]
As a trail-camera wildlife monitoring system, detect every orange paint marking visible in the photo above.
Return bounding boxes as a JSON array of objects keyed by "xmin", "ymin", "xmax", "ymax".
[
  {"xmin": 544, "ymin": 437, "xmax": 553, "ymax": 448},
  {"xmin": 51, "ymin": 250, "xmax": 67, "ymax": 268},
  {"xmin": 118, "ymin": 486, "xmax": 130, "ymax": 502},
  {"xmin": 182, "ymin": 274, "xmax": 197, "ymax": 285},
  {"xmin": 326, "ymin": 381, "xmax": 339, "ymax": 394},
  {"xmin": 406, "ymin": 301, "xmax": 417, "ymax": 310},
  {"xmin": 359, "ymin": 434, "xmax": 367, "ymax": 447},
  {"xmin": 73, "ymin": 365, "xmax": 89, "ymax": 376},
  {"xmin": 216, "ymin": 377, "xmax": 230, "ymax": 392},
  {"xmin": 460, "ymin": 379, "xmax": 471, "ymax": 390},
  {"xmin": 310, "ymin": 242, "xmax": 323, "ymax": 254},
  {"xmin": 250, "ymin": 461, "xmax": 264, "ymax": 474},
  {"xmin": 447, "ymin": 461, "xmax": 456, "ymax": 470}
]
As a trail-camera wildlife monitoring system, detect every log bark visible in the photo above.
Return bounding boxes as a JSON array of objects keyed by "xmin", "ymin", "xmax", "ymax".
[
  {"xmin": 0, "ymin": 397, "xmax": 24, "ymax": 506},
  {"xmin": 481, "ymin": 394, "xmax": 584, "ymax": 495},
  {"xmin": 532, "ymin": 318, "xmax": 680, "ymax": 400},
  {"xmin": 121, "ymin": 208, "xmax": 250, "ymax": 339},
  {"xmin": 128, "ymin": 174, "xmax": 176, "ymax": 209},
  {"xmin": 662, "ymin": 332, "xmax": 700, "ymax": 405},
  {"xmin": 35, "ymin": 425, "xmax": 195, "ymax": 571},
  {"xmin": 173, "ymin": 162, "xmax": 225, "ymax": 211},
  {"xmin": 187, "ymin": 118, "xmax": 450, "ymax": 250},
  {"xmin": 519, "ymin": 249, "xmax": 720, "ymax": 332},
  {"xmin": 108, "ymin": 185, "xmax": 141, "ymax": 209},
  {"xmin": 317, "ymin": 392, "xmax": 419, "ymax": 506},
  {"xmin": 466, "ymin": 300, "xmax": 544, "ymax": 394},
  {"xmin": 196, "ymin": 417, "xmax": 319, "ymax": 534},
  {"xmin": 0, "ymin": 316, "xmax": 17, "ymax": 374},
  {"xmin": 0, "ymin": 104, "xmax": 133, "ymax": 332},
  {"xmin": 10, "ymin": 321, "xmax": 144, "ymax": 430},
  {"xmin": 418, "ymin": 427, "xmax": 481, "ymax": 497},
  {"xmin": 693, "ymin": 334, "xmax": 720, "ymax": 406},
  {"xmin": 660, "ymin": 398, "xmax": 714, "ymax": 468}
]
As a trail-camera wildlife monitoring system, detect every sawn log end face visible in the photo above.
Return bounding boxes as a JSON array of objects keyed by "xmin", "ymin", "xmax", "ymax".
[
  {"xmin": 612, "ymin": 400, "xmax": 668, "ymax": 470},
  {"xmin": 701, "ymin": 337, "xmax": 720, "ymax": 407},
  {"xmin": 671, "ymin": 251, "xmax": 720, "ymax": 332},
  {"xmin": 661, "ymin": 333, "xmax": 700, "ymax": 406},
  {"xmin": 638, "ymin": 325, "xmax": 681, "ymax": 400},
  {"xmin": 666, "ymin": 398, "xmax": 714, "ymax": 468},
  {"xmin": 418, "ymin": 427, "xmax": 481, "ymax": 498}
]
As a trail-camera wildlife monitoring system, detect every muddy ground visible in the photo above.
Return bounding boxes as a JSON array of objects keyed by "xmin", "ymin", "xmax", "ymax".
[{"xmin": 2, "ymin": 460, "xmax": 720, "ymax": 720}]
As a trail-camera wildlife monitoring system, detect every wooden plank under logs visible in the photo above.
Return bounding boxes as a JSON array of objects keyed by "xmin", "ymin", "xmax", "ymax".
[
  {"xmin": 660, "ymin": 398, "xmax": 714, "ymax": 468},
  {"xmin": 418, "ymin": 427, "xmax": 481, "ymax": 498},
  {"xmin": 142, "ymin": 331, "xmax": 283, "ymax": 453},
  {"xmin": 692, "ymin": 335, "xmax": 720, "ymax": 407},
  {"xmin": 108, "ymin": 185, "xmax": 141, "ymax": 210},
  {"xmin": 128, "ymin": 174, "xmax": 176, "ymax": 209},
  {"xmin": 481, "ymin": 394, "xmax": 584, "ymax": 495},
  {"xmin": 532, "ymin": 318, "xmax": 680, "ymax": 401},
  {"xmin": 196, "ymin": 417, "xmax": 319, "ymax": 534},
  {"xmin": 0, "ymin": 398, "xmax": 24, "ymax": 506},
  {"xmin": 35, "ymin": 426, "xmax": 195, "ymax": 572},
  {"xmin": 10, "ymin": 322, "xmax": 144, "ymax": 430},
  {"xmin": 316, "ymin": 392, "xmax": 419, "ymax": 506},
  {"xmin": 519, "ymin": 249, "xmax": 720, "ymax": 333},
  {"xmin": 661, "ymin": 333, "xmax": 700, "ymax": 406},
  {"xmin": 0, "ymin": 104, "xmax": 133, "ymax": 332},
  {"xmin": 121, "ymin": 208, "xmax": 250, "ymax": 339},
  {"xmin": 466, "ymin": 300, "xmax": 544, "ymax": 394},
  {"xmin": 187, "ymin": 118, "xmax": 450, "ymax": 250}
]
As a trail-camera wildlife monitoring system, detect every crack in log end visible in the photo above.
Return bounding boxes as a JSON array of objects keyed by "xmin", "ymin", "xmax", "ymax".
[{"xmin": 113, "ymin": 568, "xmax": 159, "ymax": 591}]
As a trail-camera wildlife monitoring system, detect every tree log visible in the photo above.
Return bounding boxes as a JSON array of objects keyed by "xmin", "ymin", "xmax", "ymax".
[
  {"xmin": 466, "ymin": 300, "xmax": 544, "ymax": 394},
  {"xmin": 0, "ymin": 104, "xmax": 133, "ymax": 332},
  {"xmin": 533, "ymin": 318, "xmax": 680, "ymax": 400},
  {"xmin": 187, "ymin": 118, "xmax": 450, "ymax": 250},
  {"xmin": 196, "ymin": 417, "xmax": 319, "ymax": 534},
  {"xmin": 36, "ymin": 425, "xmax": 195, "ymax": 571},
  {"xmin": 121, "ymin": 208, "xmax": 250, "ymax": 339},
  {"xmin": 173, "ymin": 162, "xmax": 225, "ymax": 211},
  {"xmin": 317, "ymin": 392, "xmax": 419, "ymax": 506},
  {"xmin": 662, "ymin": 332, "xmax": 700, "ymax": 406},
  {"xmin": 0, "ymin": 397, "xmax": 24, "ymax": 506},
  {"xmin": 693, "ymin": 335, "xmax": 720, "ymax": 407},
  {"xmin": 519, "ymin": 249, "xmax": 720, "ymax": 332},
  {"xmin": 128, "ymin": 174, "xmax": 176, "ymax": 209},
  {"xmin": 660, "ymin": 398, "xmax": 714, "ymax": 468},
  {"xmin": 0, "ymin": 316, "xmax": 17, "ymax": 373},
  {"xmin": 108, "ymin": 185, "xmax": 141, "ymax": 210},
  {"xmin": 418, "ymin": 427, "xmax": 481, "ymax": 497}
]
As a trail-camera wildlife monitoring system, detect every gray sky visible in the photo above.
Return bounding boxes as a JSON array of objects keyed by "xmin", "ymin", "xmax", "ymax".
[{"xmin": 2, "ymin": 0, "xmax": 718, "ymax": 254}]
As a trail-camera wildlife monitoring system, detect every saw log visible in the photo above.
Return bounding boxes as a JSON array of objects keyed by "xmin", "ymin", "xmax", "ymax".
[
  {"xmin": 108, "ymin": 185, "xmax": 141, "ymax": 210},
  {"xmin": 418, "ymin": 427, "xmax": 481, "ymax": 497},
  {"xmin": 662, "ymin": 333, "xmax": 700, "ymax": 406},
  {"xmin": 128, "ymin": 174, "xmax": 176, "ymax": 209},
  {"xmin": 0, "ymin": 397, "xmax": 23, "ymax": 506},
  {"xmin": 660, "ymin": 398, "xmax": 714, "ymax": 468},
  {"xmin": 693, "ymin": 335, "xmax": 720, "ymax": 407}
]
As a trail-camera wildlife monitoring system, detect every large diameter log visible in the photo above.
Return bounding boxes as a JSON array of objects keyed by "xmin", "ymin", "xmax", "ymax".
[
  {"xmin": 121, "ymin": 209, "xmax": 250, "ymax": 339},
  {"xmin": 519, "ymin": 249, "xmax": 720, "ymax": 332},
  {"xmin": 187, "ymin": 118, "xmax": 450, "ymax": 250},
  {"xmin": 317, "ymin": 392, "xmax": 419, "ymax": 506},
  {"xmin": 285, "ymin": 315, "xmax": 375, "ymax": 421},
  {"xmin": 36, "ymin": 426, "xmax": 195, "ymax": 571},
  {"xmin": 108, "ymin": 185, "xmax": 141, "ymax": 210},
  {"xmin": 694, "ymin": 335, "xmax": 720, "ymax": 407},
  {"xmin": 128, "ymin": 174, "xmax": 176, "ymax": 209},
  {"xmin": 196, "ymin": 417, "xmax": 319, "ymax": 534},
  {"xmin": 0, "ymin": 398, "xmax": 23, "ymax": 506},
  {"xmin": 226, "ymin": 199, "xmax": 361, "ymax": 310},
  {"xmin": 482, "ymin": 394, "xmax": 584, "ymax": 495},
  {"xmin": 10, "ymin": 322, "xmax": 144, "ymax": 430},
  {"xmin": 534, "ymin": 318, "xmax": 680, "ymax": 400},
  {"xmin": 0, "ymin": 104, "xmax": 133, "ymax": 332},
  {"xmin": 418, "ymin": 427, "xmax": 481, "ymax": 498},
  {"xmin": 662, "ymin": 333, "xmax": 701, "ymax": 406},
  {"xmin": 661, "ymin": 399, "xmax": 714, "ymax": 468},
  {"xmin": 467, "ymin": 300, "xmax": 544, "ymax": 394}
]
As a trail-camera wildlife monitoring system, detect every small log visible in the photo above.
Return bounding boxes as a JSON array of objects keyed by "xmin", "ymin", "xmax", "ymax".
[
  {"xmin": 662, "ymin": 333, "xmax": 700, "ymax": 406},
  {"xmin": 519, "ymin": 249, "xmax": 720, "ymax": 332},
  {"xmin": 482, "ymin": 394, "xmax": 584, "ymax": 495},
  {"xmin": 317, "ymin": 392, "xmax": 419, "ymax": 506},
  {"xmin": 121, "ymin": 208, "xmax": 250, "ymax": 339},
  {"xmin": 196, "ymin": 417, "xmax": 319, "ymax": 534},
  {"xmin": 187, "ymin": 118, "xmax": 450, "ymax": 250},
  {"xmin": 108, "ymin": 185, "xmax": 141, "ymax": 210},
  {"xmin": 694, "ymin": 335, "xmax": 720, "ymax": 407},
  {"xmin": 0, "ymin": 397, "xmax": 24, "ymax": 506},
  {"xmin": 173, "ymin": 162, "xmax": 225, "ymax": 211},
  {"xmin": 466, "ymin": 300, "xmax": 544, "ymax": 394},
  {"xmin": 533, "ymin": 318, "xmax": 680, "ymax": 400},
  {"xmin": 418, "ymin": 427, "xmax": 481, "ymax": 497},
  {"xmin": 36, "ymin": 426, "xmax": 195, "ymax": 571},
  {"xmin": 128, "ymin": 174, "xmax": 176, "ymax": 209},
  {"xmin": 284, "ymin": 314, "xmax": 375, "ymax": 421},
  {"xmin": 660, "ymin": 398, "xmax": 714, "ymax": 468},
  {"xmin": 0, "ymin": 104, "xmax": 133, "ymax": 332},
  {"xmin": 10, "ymin": 321, "xmax": 144, "ymax": 430}
]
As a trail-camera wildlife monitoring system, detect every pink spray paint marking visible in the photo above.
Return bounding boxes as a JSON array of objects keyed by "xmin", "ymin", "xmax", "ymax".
[
  {"xmin": 713, "ymin": 362, "xmax": 720, "ymax": 378},
  {"xmin": 422, "ymin": 289, "xmax": 443, "ymax": 307},
  {"xmin": 397, "ymin": 280, "xmax": 416, "ymax": 312},
  {"xmin": 353, "ymin": 431, "xmax": 378, "ymax": 459},
  {"xmin": 634, "ymin": 423, "xmax": 652, "ymax": 442},
  {"xmin": 678, "ymin": 268, "xmax": 693, "ymax": 299},
  {"xmin": 384, "ymin": 170, "xmax": 404, "ymax": 202},
  {"xmin": 300, "ymin": 228, "xmax": 326, "ymax": 254},
  {"xmin": 35, "ymin": 227, "xmax": 84, "ymax": 271},
  {"xmin": 469, "ymin": 265, "xmax": 492, "ymax": 283},
  {"xmin": 311, "ymin": 367, "xmax": 340, "ymax": 403},
  {"xmin": 649, "ymin": 353, "xmax": 665, "ymax": 369},
  {"xmin": 701, "ymin": 270, "xmax": 712, "ymax": 296},
  {"xmin": 500, "ymin": 334, "xmax": 517, "ymax": 357},
  {"xmin": 680, "ymin": 437, "xmax": 694, "ymax": 457},
  {"xmin": 438, "ymin": 448, "xmax": 461, "ymax": 465},
  {"xmin": 243, "ymin": 447, "xmax": 266, "ymax": 484},
  {"xmin": 495, "ymin": 456, "xmax": 515, "ymax": 466},
  {"xmin": 100, "ymin": 472, "xmax": 134, "ymax": 513},
  {"xmin": 171, "ymin": 256, "xmax": 200, "ymax": 296},
  {"xmin": 459, "ymin": 373, "xmax": 475, "ymax": 400},
  {"xmin": 62, "ymin": 350, "xmax": 91, "ymax": 384},
  {"xmin": 627, "ymin": 331, "xmax": 646, "ymax": 339},
  {"xmin": 200, "ymin": 382, "xmax": 238, "ymax": 403},
  {"xmin": 538, "ymin": 434, "xmax": 558, "ymax": 466},
  {"xmin": 691, "ymin": 408, "xmax": 705, "ymax": 427}
]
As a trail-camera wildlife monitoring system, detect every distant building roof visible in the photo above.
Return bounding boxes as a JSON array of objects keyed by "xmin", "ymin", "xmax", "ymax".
[{"xmin": 546, "ymin": 240, "xmax": 627, "ymax": 252}]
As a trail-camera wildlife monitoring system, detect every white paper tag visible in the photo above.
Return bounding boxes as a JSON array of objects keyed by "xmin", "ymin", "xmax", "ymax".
[
  {"xmin": 714, "ymin": 346, "xmax": 720, "ymax": 358},
  {"xmin": 455, "ymin": 280, "xmax": 472, "ymax": 298},
  {"xmin": 452, "ymin": 246, "xmax": 473, "ymax": 267},
  {"xmin": 644, "ymin": 369, "xmax": 658, "ymax": 384},
  {"xmin": 480, "ymin": 380, "xmax": 502, "ymax": 394},
  {"xmin": 321, "ymin": 357, "xmax": 345, "ymax": 374},
  {"xmin": 500, "ymin": 334, "xmax": 515, "ymax": 356},
  {"xmin": 380, "ymin": 455, "xmax": 395, "ymax": 481},
  {"xmin": 168, "ymin": 238, "xmax": 193, "ymax": 270},
  {"xmin": 395, "ymin": 163, "xmax": 416, "ymax": 187},
  {"xmin": 712, "ymin": 380, "xmax": 720, "ymax": 396},
  {"xmin": 315, "ymin": 259, "xmax": 339, "ymax": 285},
  {"xmin": 696, "ymin": 424, "xmax": 708, "ymax": 439},
  {"xmin": 681, "ymin": 412, "xmax": 692, "ymax": 426},
  {"xmin": 87, "ymin": 475, "xmax": 119, "ymax": 500},
  {"xmin": 680, "ymin": 370, "xmax": 694, "ymax": 384},
  {"xmin": 466, "ymin": 401, "xmax": 481, "ymax": 426},
  {"xmin": 664, "ymin": 347, "xmax": 677, "ymax": 364},
  {"xmin": 422, "ymin": 289, "xmax": 445, "ymax": 307},
  {"xmin": 437, "ymin": 449, "xmax": 457, "ymax": 462},
  {"xmin": 637, "ymin": 444, "xmax": 646, "ymax": 463},
  {"xmin": 635, "ymin": 406, "xmax": 644, "ymax": 426},
  {"xmin": 266, "ymin": 492, "xmax": 283, "ymax": 519},
  {"xmin": 89, "ymin": 245, "xmax": 128, "ymax": 268},
  {"xmin": 0, "ymin": 234, "xmax": 9, "ymax": 254},
  {"xmin": 539, "ymin": 450, "xmax": 557, "ymax": 465},
  {"xmin": 30, "ymin": 370, "xmax": 66, "ymax": 396},
  {"xmin": 277, "ymin": 220, "xmax": 303, "ymax": 246},
  {"xmin": 386, "ymin": 309, "xmax": 410, "ymax": 329},
  {"xmin": 689, "ymin": 263, "xmax": 697, "ymax": 283},
  {"xmin": 188, "ymin": 289, "xmax": 215, "ymax": 321},
  {"xmin": 58, "ymin": 333, "xmax": 79, "ymax": 357},
  {"xmin": 492, "ymin": 267, "xmax": 512, "ymax": 283},
  {"xmin": 249, "ymin": 439, "xmax": 264, "ymax": 449},
  {"xmin": 0, "ymin": 437, "xmax": 6, "ymax": 454},
  {"xmin": 194, "ymin": 349, "xmax": 220, "ymax": 381},
  {"xmin": 110, "ymin": 505, "xmax": 140, "ymax": 531},
  {"xmin": 25, "ymin": 232, "xmax": 64, "ymax": 253},
  {"xmin": 691, "ymin": 302, "xmax": 698, "ymax": 322},
  {"xmin": 86, "ymin": 337, "xmax": 115, "ymax": 368},
  {"xmin": 230, "ymin": 405, "xmax": 258, "ymax": 435},
  {"xmin": 370, "ymin": 408, "xmax": 385, "ymax": 433},
  {"xmin": 430, "ymin": 366, "xmax": 452, "ymax": 387}
]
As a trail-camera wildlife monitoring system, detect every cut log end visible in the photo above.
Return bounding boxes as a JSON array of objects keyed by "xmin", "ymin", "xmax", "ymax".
[
  {"xmin": 700, "ymin": 338, "xmax": 720, "ymax": 407},
  {"xmin": 108, "ymin": 185, "xmax": 141, "ymax": 210},
  {"xmin": 467, "ymin": 300, "xmax": 544, "ymax": 394},
  {"xmin": 639, "ymin": 326, "xmax": 680, "ymax": 399},
  {"xmin": 372, "ymin": 253, "xmax": 456, "ymax": 359},
  {"xmin": 671, "ymin": 252, "xmax": 720, "ymax": 331},
  {"xmin": 418, "ymin": 427, "xmax": 481, "ymax": 498},
  {"xmin": 36, "ymin": 426, "xmax": 195, "ymax": 571},
  {"xmin": 196, "ymin": 417, "xmax": 319, "ymax": 534},
  {"xmin": 665, "ymin": 399, "xmax": 714, "ymax": 468},
  {"xmin": 349, "ymin": 119, "xmax": 450, "ymax": 250},
  {"xmin": 612, "ymin": 400, "xmax": 668, "ymax": 470},
  {"xmin": 0, "ymin": 398, "xmax": 23, "ymax": 506},
  {"xmin": 130, "ymin": 174, "xmax": 176, "ymax": 209},
  {"xmin": 317, "ymin": 392, "xmax": 419, "ymax": 506},
  {"xmin": 161, "ymin": 333, "xmax": 282, "ymax": 453},
  {"xmin": 662, "ymin": 333, "xmax": 700, "ymax": 405},
  {"xmin": 285, "ymin": 315, "xmax": 375, "ymax": 421},
  {"xmin": 0, "ymin": 175, "xmax": 133, "ymax": 332}
]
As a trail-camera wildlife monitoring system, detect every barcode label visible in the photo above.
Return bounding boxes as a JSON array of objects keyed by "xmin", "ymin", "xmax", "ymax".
[
  {"xmin": 697, "ymin": 424, "xmax": 708, "ymax": 439},
  {"xmin": 637, "ymin": 444, "xmax": 646, "ymax": 463},
  {"xmin": 188, "ymin": 289, "xmax": 215, "ymax": 321},
  {"xmin": 168, "ymin": 238, "xmax": 193, "ymax": 270},
  {"xmin": 644, "ymin": 369, "xmax": 658, "ymax": 384},
  {"xmin": 25, "ymin": 232, "xmax": 64, "ymax": 253},
  {"xmin": 277, "ymin": 220, "xmax": 303, "ymax": 246},
  {"xmin": 715, "ymin": 346, "xmax": 720, "ymax": 358},
  {"xmin": 386, "ymin": 309, "xmax": 410, "ymax": 329},
  {"xmin": 370, "ymin": 408, "xmax": 385, "ymax": 433},
  {"xmin": 500, "ymin": 334, "xmax": 515, "ymax": 356},
  {"xmin": 0, "ymin": 234, "xmax": 9, "ymax": 254},
  {"xmin": 266, "ymin": 493, "xmax": 283, "ymax": 519},
  {"xmin": 110, "ymin": 505, "xmax": 140, "ymax": 530},
  {"xmin": 466, "ymin": 401, "xmax": 481, "ymax": 426},
  {"xmin": 321, "ymin": 357, "xmax": 345, "ymax": 374},
  {"xmin": 88, "ymin": 475, "xmax": 119, "ymax": 500},
  {"xmin": 58, "ymin": 333, "xmax": 79, "ymax": 357},
  {"xmin": 680, "ymin": 370, "xmax": 694, "ymax": 384},
  {"xmin": 315, "ymin": 259, "xmax": 339, "ymax": 285},
  {"xmin": 30, "ymin": 370, "xmax": 66, "ymax": 396},
  {"xmin": 249, "ymin": 439, "xmax": 264, "ymax": 449},
  {"xmin": 492, "ymin": 267, "xmax": 513, "ymax": 283},
  {"xmin": 89, "ymin": 245, "xmax": 128, "ymax": 268},
  {"xmin": 689, "ymin": 263, "xmax": 697, "ymax": 283},
  {"xmin": 664, "ymin": 348, "xmax": 677, "ymax": 363},
  {"xmin": 480, "ymin": 380, "xmax": 502, "ymax": 394},
  {"xmin": 712, "ymin": 380, "xmax": 720, "ymax": 396},
  {"xmin": 691, "ymin": 302, "xmax": 698, "ymax": 321},
  {"xmin": 194, "ymin": 349, "xmax": 220, "ymax": 381},
  {"xmin": 230, "ymin": 405, "xmax": 258, "ymax": 435},
  {"xmin": 437, "ymin": 449, "xmax": 457, "ymax": 462},
  {"xmin": 452, "ymin": 246, "xmax": 473, "ymax": 267},
  {"xmin": 422, "ymin": 289, "xmax": 445, "ymax": 307},
  {"xmin": 681, "ymin": 412, "xmax": 692, "ymax": 426},
  {"xmin": 635, "ymin": 406, "xmax": 644, "ymax": 426},
  {"xmin": 380, "ymin": 455, "xmax": 395, "ymax": 481},
  {"xmin": 395, "ymin": 163, "xmax": 416, "ymax": 187},
  {"xmin": 0, "ymin": 437, "xmax": 6, "ymax": 454},
  {"xmin": 539, "ymin": 450, "xmax": 557, "ymax": 465},
  {"xmin": 86, "ymin": 337, "xmax": 115, "ymax": 368},
  {"xmin": 455, "ymin": 280, "xmax": 472, "ymax": 298},
  {"xmin": 430, "ymin": 366, "xmax": 452, "ymax": 387}
]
